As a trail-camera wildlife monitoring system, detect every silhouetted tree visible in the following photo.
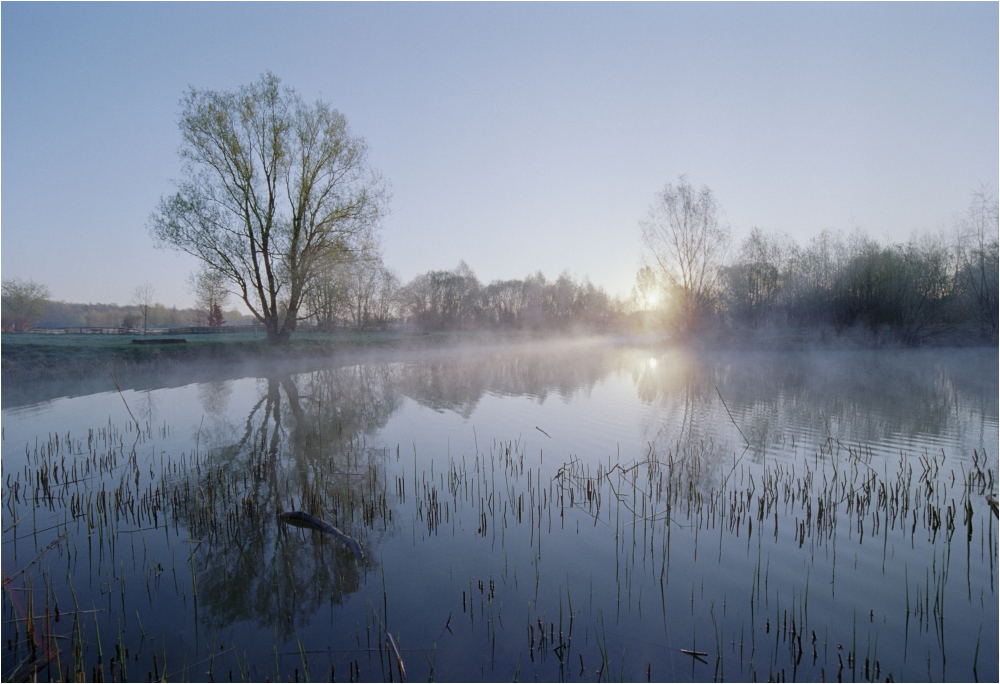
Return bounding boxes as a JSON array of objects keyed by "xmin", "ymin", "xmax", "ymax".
[
  {"xmin": 207, "ymin": 302, "xmax": 226, "ymax": 327},
  {"xmin": 131, "ymin": 282, "xmax": 155, "ymax": 334},
  {"xmin": 640, "ymin": 176, "xmax": 730, "ymax": 334}
]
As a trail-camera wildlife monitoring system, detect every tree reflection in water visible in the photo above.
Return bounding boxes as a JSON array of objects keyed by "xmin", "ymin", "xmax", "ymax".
[
  {"xmin": 153, "ymin": 346, "xmax": 996, "ymax": 640},
  {"xmin": 183, "ymin": 363, "xmax": 402, "ymax": 636}
]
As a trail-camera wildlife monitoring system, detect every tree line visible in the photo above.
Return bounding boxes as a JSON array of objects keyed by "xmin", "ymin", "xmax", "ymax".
[
  {"xmin": 1, "ymin": 276, "xmax": 250, "ymax": 332},
  {"xmin": 4, "ymin": 74, "xmax": 995, "ymax": 346},
  {"xmin": 640, "ymin": 177, "xmax": 998, "ymax": 345},
  {"xmin": 141, "ymin": 73, "xmax": 1000, "ymax": 346},
  {"xmin": 394, "ymin": 263, "xmax": 624, "ymax": 332}
]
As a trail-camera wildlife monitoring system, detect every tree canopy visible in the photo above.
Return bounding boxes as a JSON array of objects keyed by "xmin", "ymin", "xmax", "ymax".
[
  {"xmin": 149, "ymin": 72, "xmax": 388, "ymax": 342},
  {"xmin": 1, "ymin": 278, "xmax": 51, "ymax": 332}
]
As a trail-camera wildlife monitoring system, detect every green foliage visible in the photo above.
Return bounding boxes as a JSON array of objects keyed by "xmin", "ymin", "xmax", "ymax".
[
  {"xmin": 149, "ymin": 72, "xmax": 388, "ymax": 343},
  {"xmin": 831, "ymin": 239, "xmax": 958, "ymax": 344},
  {"xmin": 1, "ymin": 278, "xmax": 51, "ymax": 331}
]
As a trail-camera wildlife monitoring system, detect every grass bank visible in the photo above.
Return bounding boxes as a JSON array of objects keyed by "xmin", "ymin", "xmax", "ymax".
[{"xmin": 1, "ymin": 330, "xmax": 459, "ymax": 381}]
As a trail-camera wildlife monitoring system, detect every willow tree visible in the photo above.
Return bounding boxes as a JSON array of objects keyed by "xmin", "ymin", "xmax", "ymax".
[
  {"xmin": 150, "ymin": 72, "xmax": 387, "ymax": 342},
  {"xmin": 640, "ymin": 176, "xmax": 729, "ymax": 334}
]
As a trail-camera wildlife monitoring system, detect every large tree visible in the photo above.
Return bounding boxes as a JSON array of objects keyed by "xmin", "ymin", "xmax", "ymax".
[
  {"xmin": 150, "ymin": 72, "xmax": 388, "ymax": 342},
  {"xmin": 640, "ymin": 176, "xmax": 730, "ymax": 334}
]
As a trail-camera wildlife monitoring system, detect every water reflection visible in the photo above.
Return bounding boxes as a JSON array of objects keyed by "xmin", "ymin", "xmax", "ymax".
[
  {"xmin": 2, "ymin": 342, "xmax": 996, "ymax": 682},
  {"xmin": 633, "ymin": 347, "xmax": 996, "ymax": 466},
  {"xmin": 396, "ymin": 343, "xmax": 619, "ymax": 416},
  {"xmin": 198, "ymin": 380, "xmax": 232, "ymax": 416},
  {"xmin": 188, "ymin": 366, "xmax": 403, "ymax": 634}
]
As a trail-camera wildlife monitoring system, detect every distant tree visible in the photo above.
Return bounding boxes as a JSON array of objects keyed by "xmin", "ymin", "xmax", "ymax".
[
  {"xmin": 640, "ymin": 176, "xmax": 730, "ymax": 335},
  {"xmin": 631, "ymin": 265, "xmax": 660, "ymax": 311},
  {"xmin": 343, "ymin": 240, "xmax": 402, "ymax": 330},
  {"xmin": 304, "ymin": 231, "xmax": 400, "ymax": 330},
  {"xmin": 720, "ymin": 228, "xmax": 794, "ymax": 327},
  {"xmin": 207, "ymin": 302, "xmax": 226, "ymax": 327},
  {"xmin": 783, "ymin": 229, "xmax": 847, "ymax": 327},
  {"xmin": 955, "ymin": 187, "xmax": 999, "ymax": 341},
  {"xmin": 149, "ymin": 72, "xmax": 388, "ymax": 343},
  {"xmin": 305, "ymin": 263, "xmax": 351, "ymax": 330},
  {"xmin": 131, "ymin": 282, "xmax": 155, "ymax": 334},
  {"xmin": 551, "ymin": 272, "xmax": 577, "ymax": 323},
  {"xmin": 893, "ymin": 236, "xmax": 960, "ymax": 344},
  {"xmin": 189, "ymin": 267, "xmax": 231, "ymax": 326},
  {"xmin": 1, "ymin": 278, "xmax": 51, "ymax": 331},
  {"xmin": 372, "ymin": 269, "xmax": 402, "ymax": 327},
  {"xmin": 831, "ymin": 235, "xmax": 959, "ymax": 344},
  {"xmin": 481, "ymin": 279, "xmax": 525, "ymax": 329},
  {"xmin": 399, "ymin": 264, "xmax": 482, "ymax": 331},
  {"xmin": 122, "ymin": 312, "xmax": 141, "ymax": 329}
]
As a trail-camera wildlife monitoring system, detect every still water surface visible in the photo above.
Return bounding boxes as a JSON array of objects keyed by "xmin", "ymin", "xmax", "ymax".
[{"xmin": 2, "ymin": 340, "xmax": 997, "ymax": 681}]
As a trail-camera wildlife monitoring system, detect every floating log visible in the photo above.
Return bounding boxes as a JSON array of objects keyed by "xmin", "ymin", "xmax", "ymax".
[{"xmin": 279, "ymin": 511, "xmax": 364, "ymax": 559}]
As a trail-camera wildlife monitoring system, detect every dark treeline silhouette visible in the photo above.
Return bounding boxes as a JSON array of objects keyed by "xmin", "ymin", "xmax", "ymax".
[
  {"xmin": 641, "ymin": 181, "xmax": 999, "ymax": 346},
  {"xmin": 709, "ymin": 225, "xmax": 998, "ymax": 344},
  {"xmin": 397, "ymin": 262, "xmax": 626, "ymax": 332}
]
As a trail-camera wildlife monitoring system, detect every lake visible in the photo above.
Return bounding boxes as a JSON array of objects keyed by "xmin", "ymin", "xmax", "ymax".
[{"xmin": 2, "ymin": 339, "xmax": 997, "ymax": 682}]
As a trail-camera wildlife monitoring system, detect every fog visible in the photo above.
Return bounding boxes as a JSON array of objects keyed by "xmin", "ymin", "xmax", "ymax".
[{"xmin": 5, "ymin": 337, "xmax": 995, "ymax": 468}]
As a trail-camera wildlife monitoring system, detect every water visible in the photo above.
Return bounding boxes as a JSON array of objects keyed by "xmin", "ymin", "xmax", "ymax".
[{"xmin": 2, "ymin": 340, "xmax": 997, "ymax": 682}]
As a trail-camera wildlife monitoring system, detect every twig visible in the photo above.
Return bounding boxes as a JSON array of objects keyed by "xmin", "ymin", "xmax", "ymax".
[
  {"xmin": 2, "ymin": 513, "xmax": 27, "ymax": 534},
  {"xmin": 110, "ymin": 365, "xmax": 140, "ymax": 431},
  {"xmin": 387, "ymin": 630, "xmax": 406, "ymax": 681},
  {"xmin": 716, "ymin": 386, "xmax": 749, "ymax": 446}
]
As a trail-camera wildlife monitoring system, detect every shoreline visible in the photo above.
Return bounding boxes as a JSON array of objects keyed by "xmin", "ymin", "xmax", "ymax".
[{"xmin": 3, "ymin": 326, "xmax": 995, "ymax": 408}]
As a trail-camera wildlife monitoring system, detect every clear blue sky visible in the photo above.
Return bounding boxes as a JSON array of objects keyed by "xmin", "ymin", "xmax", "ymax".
[{"xmin": 2, "ymin": 2, "xmax": 997, "ymax": 309}]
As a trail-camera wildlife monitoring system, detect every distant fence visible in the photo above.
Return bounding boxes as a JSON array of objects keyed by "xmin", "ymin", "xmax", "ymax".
[{"xmin": 26, "ymin": 325, "xmax": 267, "ymax": 336}]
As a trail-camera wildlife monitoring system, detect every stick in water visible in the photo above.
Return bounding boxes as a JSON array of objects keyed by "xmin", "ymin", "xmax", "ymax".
[{"xmin": 278, "ymin": 511, "xmax": 364, "ymax": 560}]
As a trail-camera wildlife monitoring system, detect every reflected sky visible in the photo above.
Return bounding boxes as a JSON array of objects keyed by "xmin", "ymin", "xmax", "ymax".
[
  {"xmin": 2, "ymin": 342, "xmax": 997, "ymax": 682},
  {"xmin": 3, "ymin": 344, "xmax": 996, "ymax": 476}
]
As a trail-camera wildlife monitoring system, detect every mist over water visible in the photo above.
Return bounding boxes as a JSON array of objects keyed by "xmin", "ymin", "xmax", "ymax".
[
  {"xmin": 5, "ymin": 342, "xmax": 994, "ymax": 471},
  {"xmin": 2, "ymin": 340, "xmax": 996, "ymax": 682}
]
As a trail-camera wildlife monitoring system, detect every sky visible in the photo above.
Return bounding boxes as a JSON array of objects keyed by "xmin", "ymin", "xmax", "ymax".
[{"xmin": 2, "ymin": 2, "xmax": 997, "ymax": 310}]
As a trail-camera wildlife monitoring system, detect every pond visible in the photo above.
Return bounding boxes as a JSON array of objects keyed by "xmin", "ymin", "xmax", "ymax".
[{"xmin": 2, "ymin": 339, "xmax": 997, "ymax": 682}]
